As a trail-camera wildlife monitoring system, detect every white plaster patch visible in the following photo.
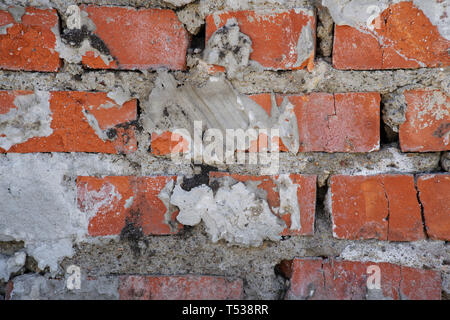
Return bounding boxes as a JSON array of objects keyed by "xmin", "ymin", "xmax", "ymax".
[
  {"xmin": 171, "ymin": 178, "xmax": 285, "ymax": 246},
  {"xmin": 275, "ymin": 174, "xmax": 301, "ymax": 231}
]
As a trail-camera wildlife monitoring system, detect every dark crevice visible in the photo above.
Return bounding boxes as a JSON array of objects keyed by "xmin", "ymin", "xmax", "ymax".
[
  {"xmin": 180, "ymin": 164, "xmax": 218, "ymax": 191},
  {"xmin": 413, "ymin": 176, "xmax": 429, "ymax": 239},
  {"xmin": 380, "ymin": 180, "xmax": 391, "ymax": 240},
  {"xmin": 188, "ymin": 24, "xmax": 205, "ymax": 53}
]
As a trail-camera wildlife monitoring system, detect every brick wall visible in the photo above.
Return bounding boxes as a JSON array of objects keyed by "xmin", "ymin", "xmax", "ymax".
[{"xmin": 0, "ymin": 0, "xmax": 449, "ymax": 300}]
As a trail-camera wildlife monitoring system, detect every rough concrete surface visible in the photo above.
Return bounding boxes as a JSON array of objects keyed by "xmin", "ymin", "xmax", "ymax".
[{"xmin": 0, "ymin": 0, "xmax": 449, "ymax": 300}]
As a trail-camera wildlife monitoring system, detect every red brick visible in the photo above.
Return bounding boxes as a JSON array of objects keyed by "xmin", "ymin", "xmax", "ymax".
[
  {"xmin": 0, "ymin": 91, "xmax": 137, "ymax": 153},
  {"xmin": 119, "ymin": 275, "xmax": 243, "ymax": 300},
  {"xmin": 330, "ymin": 175, "xmax": 425, "ymax": 241},
  {"xmin": 80, "ymin": 6, "xmax": 189, "ymax": 70},
  {"xmin": 417, "ymin": 174, "xmax": 450, "ymax": 241},
  {"xmin": 210, "ymin": 172, "xmax": 316, "ymax": 236},
  {"xmin": 399, "ymin": 89, "xmax": 450, "ymax": 152},
  {"xmin": 283, "ymin": 258, "xmax": 441, "ymax": 300},
  {"xmin": 0, "ymin": 7, "xmax": 61, "ymax": 72},
  {"xmin": 249, "ymin": 92, "xmax": 380, "ymax": 152},
  {"xmin": 206, "ymin": 9, "xmax": 315, "ymax": 71},
  {"xmin": 333, "ymin": 2, "xmax": 450, "ymax": 70},
  {"xmin": 77, "ymin": 176, "xmax": 182, "ymax": 237}
]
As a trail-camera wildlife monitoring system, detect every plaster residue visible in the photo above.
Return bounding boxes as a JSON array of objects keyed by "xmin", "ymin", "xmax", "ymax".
[
  {"xmin": 157, "ymin": 179, "xmax": 176, "ymax": 227},
  {"xmin": 77, "ymin": 181, "xmax": 123, "ymax": 220},
  {"xmin": 170, "ymin": 176, "xmax": 286, "ymax": 246},
  {"xmin": 0, "ymin": 91, "xmax": 53, "ymax": 151},
  {"xmin": 143, "ymin": 71, "xmax": 299, "ymax": 153},
  {"xmin": 323, "ymin": 0, "xmax": 449, "ymax": 40},
  {"xmin": 274, "ymin": 174, "xmax": 301, "ymax": 231},
  {"xmin": 81, "ymin": 108, "xmax": 110, "ymax": 141},
  {"xmin": 292, "ymin": 20, "xmax": 314, "ymax": 68},
  {"xmin": 203, "ymin": 18, "xmax": 253, "ymax": 79},
  {"xmin": 322, "ymin": 0, "xmax": 450, "ymax": 68},
  {"xmin": 0, "ymin": 252, "xmax": 26, "ymax": 281},
  {"xmin": 7, "ymin": 274, "xmax": 120, "ymax": 300},
  {"xmin": 107, "ymin": 88, "xmax": 133, "ymax": 107},
  {"xmin": 0, "ymin": 153, "xmax": 136, "ymax": 273}
]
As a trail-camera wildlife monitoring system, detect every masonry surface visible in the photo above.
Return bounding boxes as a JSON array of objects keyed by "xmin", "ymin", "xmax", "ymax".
[{"xmin": 0, "ymin": 0, "xmax": 449, "ymax": 300}]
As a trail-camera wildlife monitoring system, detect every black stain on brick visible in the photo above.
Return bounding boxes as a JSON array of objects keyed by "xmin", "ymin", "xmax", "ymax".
[
  {"xmin": 62, "ymin": 25, "xmax": 112, "ymax": 57},
  {"xmin": 432, "ymin": 122, "xmax": 450, "ymax": 138},
  {"xmin": 120, "ymin": 210, "xmax": 147, "ymax": 257}
]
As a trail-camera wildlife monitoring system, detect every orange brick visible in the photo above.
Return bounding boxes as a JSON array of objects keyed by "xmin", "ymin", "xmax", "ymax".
[
  {"xmin": 0, "ymin": 7, "xmax": 61, "ymax": 72},
  {"xmin": 210, "ymin": 172, "xmax": 316, "ymax": 236},
  {"xmin": 330, "ymin": 175, "xmax": 425, "ymax": 241},
  {"xmin": 283, "ymin": 258, "xmax": 441, "ymax": 300},
  {"xmin": 206, "ymin": 9, "xmax": 315, "ymax": 70},
  {"xmin": 0, "ymin": 91, "xmax": 137, "ymax": 153},
  {"xmin": 399, "ymin": 89, "xmax": 450, "ymax": 152},
  {"xmin": 417, "ymin": 174, "xmax": 450, "ymax": 241},
  {"xmin": 80, "ymin": 6, "xmax": 189, "ymax": 70},
  {"xmin": 77, "ymin": 176, "xmax": 182, "ymax": 237},
  {"xmin": 333, "ymin": 2, "xmax": 450, "ymax": 70},
  {"xmin": 119, "ymin": 275, "xmax": 243, "ymax": 300},
  {"xmin": 249, "ymin": 92, "xmax": 380, "ymax": 152}
]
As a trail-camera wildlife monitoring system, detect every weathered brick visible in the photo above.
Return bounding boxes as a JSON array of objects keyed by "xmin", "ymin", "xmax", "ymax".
[
  {"xmin": 399, "ymin": 89, "xmax": 450, "ymax": 152},
  {"xmin": 119, "ymin": 275, "xmax": 243, "ymax": 300},
  {"xmin": 206, "ymin": 9, "xmax": 316, "ymax": 70},
  {"xmin": 282, "ymin": 258, "xmax": 441, "ymax": 300},
  {"xmin": 330, "ymin": 175, "xmax": 425, "ymax": 241},
  {"xmin": 333, "ymin": 2, "xmax": 450, "ymax": 70},
  {"xmin": 77, "ymin": 176, "xmax": 182, "ymax": 237},
  {"xmin": 0, "ymin": 91, "xmax": 137, "ymax": 153},
  {"xmin": 0, "ymin": 7, "xmax": 61, "ymax": 72},
  {"xmin": 399, "ymin": 266, "xmax": 442, "ymax": 300},
  {"xmin": 210, "ymin": 173, "xmax": 316, "ymax": 236},
  {"xmin": 80, "ymin": 6, "xmax": 189, "ymax": 70},
  {"xmin": 417, "ymin": 174, "xmax": 450, "ymax": 241},
  {"xmin": 249, "ymin": 92, "xmax": 380, "ymax": 153}
]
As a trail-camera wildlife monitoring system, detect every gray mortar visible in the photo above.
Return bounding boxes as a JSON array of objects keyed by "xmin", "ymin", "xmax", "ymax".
[
  {"xmin": 1, "ymin": 1, "xmax": 449, "ymax": 300},
  {"xmin": 315, "ymin": 3, "xmax": 333, "ymax": 57},
  {"xmin": 442, "ymin": 152, "xmax": 450, "ymax": 172}
]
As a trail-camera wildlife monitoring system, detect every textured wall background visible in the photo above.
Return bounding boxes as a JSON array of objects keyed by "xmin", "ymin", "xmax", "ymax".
[{"xmin": 0, "ymin": 0, "xmax": 449, "ymax": 300}]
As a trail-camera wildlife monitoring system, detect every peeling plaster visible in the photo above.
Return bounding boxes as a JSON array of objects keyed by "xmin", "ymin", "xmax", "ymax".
[{"xmin": 171, "ymin": 176, "xmax": 285, "ymax": 246}]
